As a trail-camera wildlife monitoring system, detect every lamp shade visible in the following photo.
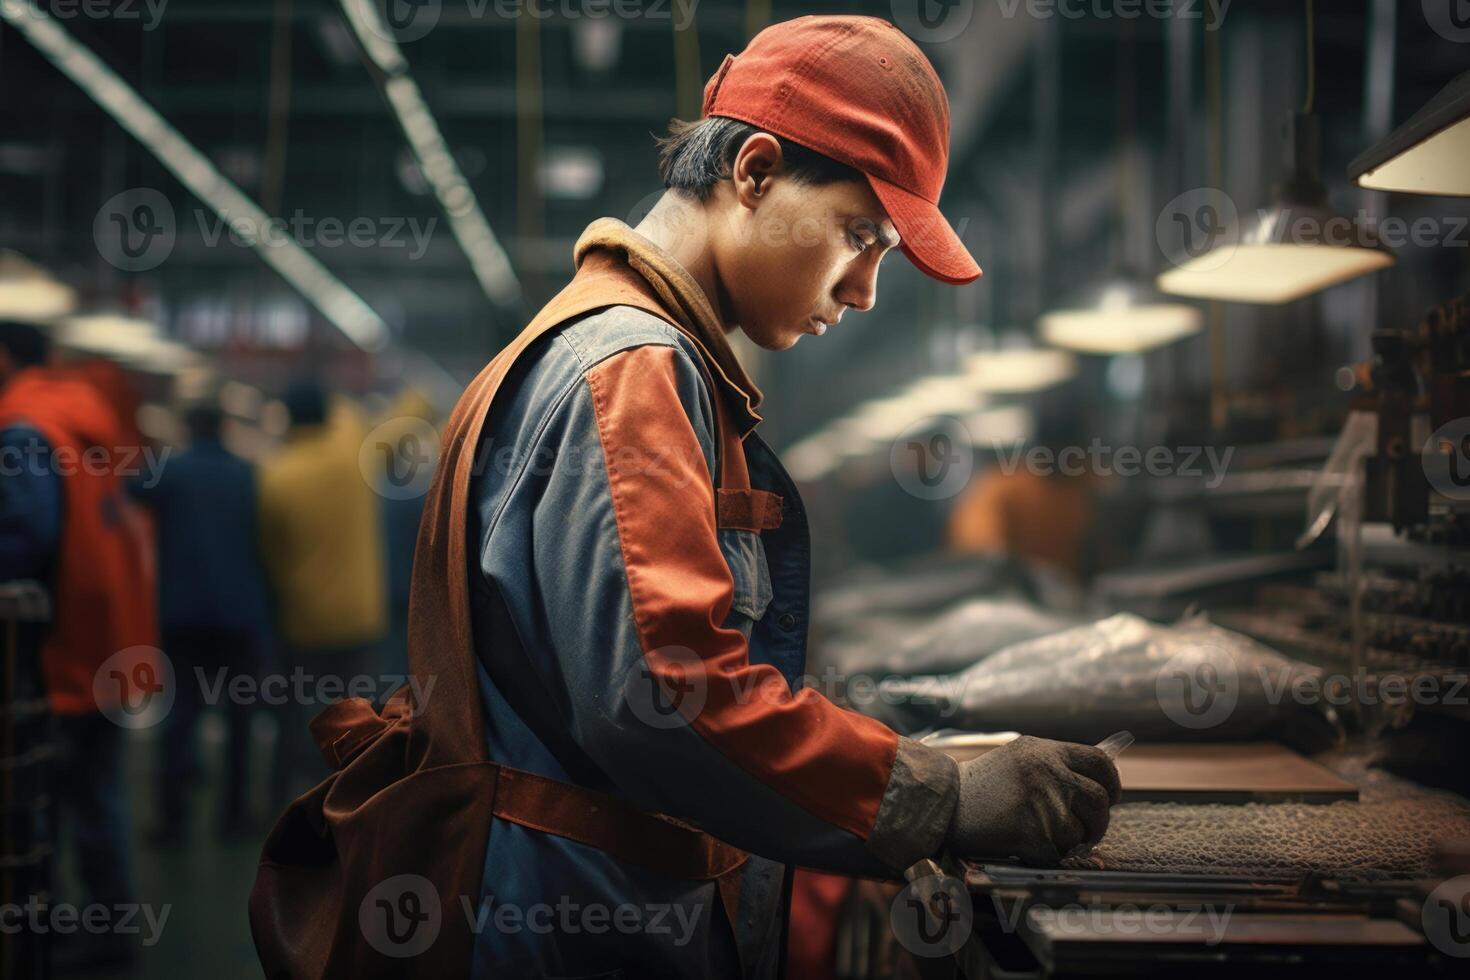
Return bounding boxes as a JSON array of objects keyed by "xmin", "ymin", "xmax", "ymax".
[
  {"xmin": 1156, "ymin": 199, "xmax": 1394, "ymax": 303},
  {"xmin": 1040, "ymin": 277, "xmax": 1202, "ymax": 353},
  {"xmin": 1350, "ymin": 71, "xmax": 1470, "ymax": 197},
  {"xmin": 1158, "ymin": 114, "xmax": 1394, "ymax": 304}
]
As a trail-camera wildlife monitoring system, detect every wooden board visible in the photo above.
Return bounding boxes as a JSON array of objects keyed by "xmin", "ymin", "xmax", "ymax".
[{"xmin": 939, "ymin": 741, "xmax": 1359, "ymax": 804}]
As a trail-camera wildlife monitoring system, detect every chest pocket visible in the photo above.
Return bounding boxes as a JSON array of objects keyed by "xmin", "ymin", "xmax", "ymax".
[{"xmin": 718, "ymin": 528, "xmax": 773, "ymax": 631}]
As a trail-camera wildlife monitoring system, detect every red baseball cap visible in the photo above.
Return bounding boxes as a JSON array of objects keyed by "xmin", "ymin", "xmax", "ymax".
[{"xmin": 702, "ymin": 15, "xmax": 981, "ymax": 284}]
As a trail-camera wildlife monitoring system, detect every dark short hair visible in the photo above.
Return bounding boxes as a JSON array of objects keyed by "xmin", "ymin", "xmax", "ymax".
[
  {"xmin": 0, "ymin": 320, "xmax": 51, "ymax": 368},
  {"xmin": 282, "ymin": 380, "xmax": 328, "ymax": 429},
  {"xmin": 655, "ymin": 116, "xmax": 864, "ymax": 201},
  {"xmin": 186, "ymin": 402, "xmax": 224, "ymax": 440}
]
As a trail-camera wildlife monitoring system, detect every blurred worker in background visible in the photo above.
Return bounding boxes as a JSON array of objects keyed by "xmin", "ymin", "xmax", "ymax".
[
  {"xmin": 0, "ymin": 318, "xmax": 154, "ymax": 970},
  {"xmin": 948, "ymin": 399, "xmax": 1098, "ymax": 583},
  {"xmin": 130, "ymin": 399, "xmax": 272, "ymax": 843},
  {"xmin": 257, "ymin": 379, "xmax": 387, "ymax": 810}
]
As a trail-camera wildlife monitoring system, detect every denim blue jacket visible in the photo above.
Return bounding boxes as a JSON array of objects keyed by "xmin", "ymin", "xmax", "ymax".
[{"xmin": 464, "ymin": 267, "xmax": 957, "ymax": 978}]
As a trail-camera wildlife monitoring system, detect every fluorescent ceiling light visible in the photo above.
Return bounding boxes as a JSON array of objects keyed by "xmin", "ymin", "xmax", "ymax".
[
  {"xmin": 59, "ymin": 314, "xmax": 160, "ymax": 359},
  {"xmin": 119, "ymin": 339, "xmax": 204, "ymax": 374},
  {"xmin": 1350, "ymin": 71, "xmax": 1470, "ymax": 197},
  {"xmin": 0, "ymin": 278, "xmax": 76, "ymax": 320},
  {"xmin": 964, "ymin": 405, "xmax": 1035, "ymax": 447},
  {"xmin": 0, "ymin": 0, "xmax": 389, "ymax": 350},
  {"xmin": 901, "ymin": 375, "xmax": 989, "ymax": 414},
  {"xmin": 1158, "ymin": 114, "xmax": 1394, "ymax": 304},
  {"xmin": 844, "ymin": 403, "xmax": 924, "ymax": 442},
  {"xmin": 572, "ymin": 19, "xmax": 623, "ymax": 73},
  {"xmin": 540, "ymin": 147, "xmax": 605, "ymax": 201},
  {"xmin": 1039, "ymin": 279, "xmax": 1202, "ymax": 354},
  {"xmin": 782, "ymin": 425, "xmax": 873, "ymax": 482},
  {"xmin": 782, "ymin": 432, "xmax": 842, "ymax": 483},
  {"xmin": 0, "ymin": 252, "xmax": 76, "ymax": 319},
  {"xmin": 963, "ymin": 348, "xmax": 1077, "ymax": 393},
  {"xmin": 340, "ymin": 0, "xmax": 521, "ymax": 308}
]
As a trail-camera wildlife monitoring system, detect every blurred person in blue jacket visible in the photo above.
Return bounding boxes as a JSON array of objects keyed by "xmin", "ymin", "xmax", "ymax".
[
  {"xmin": 0, "ymin": 320, "xmax": 61, "ymax": 579},
  {"xmin": 130, "ymin": 399, "xmax": 273, "ymax": 841}
]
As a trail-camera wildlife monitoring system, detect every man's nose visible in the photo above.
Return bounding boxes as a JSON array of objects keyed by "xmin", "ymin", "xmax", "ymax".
[{"xmin": 836, "ymin": 265, "xmax": 878, "ymax": 313}]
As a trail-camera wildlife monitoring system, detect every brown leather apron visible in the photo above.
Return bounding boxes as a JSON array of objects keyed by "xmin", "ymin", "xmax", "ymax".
[{"xmin": 249, "ymin": 247, "xmax": 781, "ymax": 977}]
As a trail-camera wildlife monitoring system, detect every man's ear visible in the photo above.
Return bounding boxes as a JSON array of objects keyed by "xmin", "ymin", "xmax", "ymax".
[{"xmin": 730, "ymin": 132, "xmax": 785, "ymax": 210}]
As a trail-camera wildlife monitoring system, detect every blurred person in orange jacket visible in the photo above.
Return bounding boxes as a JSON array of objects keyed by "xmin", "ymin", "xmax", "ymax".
[
  {"xmin": 0, "ymin": 319, "xmax": 158, "ymax": 970},
  {"xmin": 947, "ymin": 402, "xmax": 1097, "ymax": 582}
]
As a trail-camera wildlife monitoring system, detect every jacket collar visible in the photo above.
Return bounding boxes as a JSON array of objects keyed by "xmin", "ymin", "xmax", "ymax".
[{"xmin": 573, "ymin": 218, "xmax": 764, "ymax": 438}]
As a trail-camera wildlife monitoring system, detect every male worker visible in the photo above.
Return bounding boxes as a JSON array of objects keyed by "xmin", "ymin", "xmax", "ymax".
[
  {"xmin": 0, "ymin": 319, "xmax": 150, "ymax": 970},
  {"xmin": 257, "ymin": 379, "xmax": 388, "ymax": 810},
  {"xmin": 252, "ymin": 17, "xmax": 1120, "ymax": 979},
  {"xmin": 130, "ymin": 400, "xmax": 272, "ymax": 841}
]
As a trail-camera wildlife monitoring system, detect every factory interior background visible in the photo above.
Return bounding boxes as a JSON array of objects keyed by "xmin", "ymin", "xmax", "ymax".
[{"xmin": 3, "ymin": 0, "xmax": 1470, "ymax": 976}]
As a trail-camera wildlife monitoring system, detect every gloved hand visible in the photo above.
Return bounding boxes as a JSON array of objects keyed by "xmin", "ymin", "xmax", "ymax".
[{"xmin": 945, "ymin": 735, "xmax": 1122, "ymax": 865}]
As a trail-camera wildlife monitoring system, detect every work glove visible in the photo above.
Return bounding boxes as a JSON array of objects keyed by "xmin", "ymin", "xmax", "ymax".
[{"xmin": 945, "ymin": 735, "xmax": 1122, "ymax": 866}]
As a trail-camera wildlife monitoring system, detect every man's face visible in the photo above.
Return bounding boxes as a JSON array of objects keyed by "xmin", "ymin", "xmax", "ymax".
[{"xmin": 710, "ymin": 148, "xmax": 900, "ymax": 350}]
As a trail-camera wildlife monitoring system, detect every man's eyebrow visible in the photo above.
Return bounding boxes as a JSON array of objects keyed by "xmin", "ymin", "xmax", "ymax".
[{"xmin": 844, "ymin": 213, "xmax": 901, "ymax": 249}]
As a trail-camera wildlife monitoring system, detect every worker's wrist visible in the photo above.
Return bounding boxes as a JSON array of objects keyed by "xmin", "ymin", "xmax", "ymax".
[{"xmin": 865, "ymin": 737, "xmax": 960, "ymax": 873}]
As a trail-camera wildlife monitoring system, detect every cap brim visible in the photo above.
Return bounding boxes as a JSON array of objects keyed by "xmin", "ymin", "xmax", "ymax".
[{"xmin": 866, "ymin": 173, "xmax": 982, "ymax": 285}]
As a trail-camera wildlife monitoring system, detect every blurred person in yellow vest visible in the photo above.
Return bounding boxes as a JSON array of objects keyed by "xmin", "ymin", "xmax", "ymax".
[{"xmin": 257, "ymin": 379, "xmax": 387, "ymax": 808}]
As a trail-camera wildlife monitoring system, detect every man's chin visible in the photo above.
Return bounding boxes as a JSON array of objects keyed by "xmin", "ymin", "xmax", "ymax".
[{"xmin": 738, "ymin": 323, "xmax": 804, "ymax": 351}]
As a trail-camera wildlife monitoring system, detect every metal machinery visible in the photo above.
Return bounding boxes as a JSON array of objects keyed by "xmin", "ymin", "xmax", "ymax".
[{"xmin": 928, "ymin": 294, "xmax": 1470, "ymax": 978}]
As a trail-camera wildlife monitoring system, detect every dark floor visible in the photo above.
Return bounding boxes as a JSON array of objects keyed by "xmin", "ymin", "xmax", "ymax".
[{"xmin": 55, "ymin": 716, "xmax": 271, "ymax": 979}]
